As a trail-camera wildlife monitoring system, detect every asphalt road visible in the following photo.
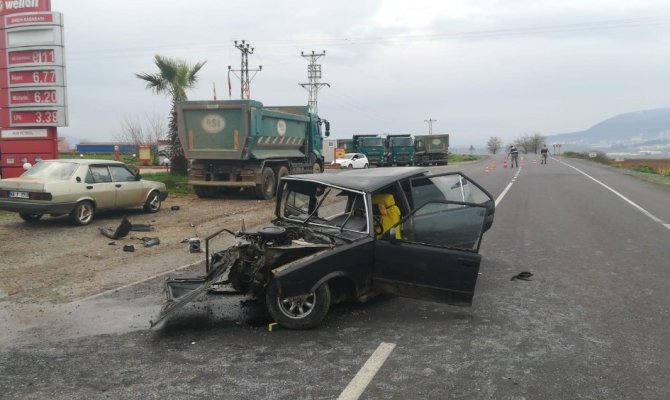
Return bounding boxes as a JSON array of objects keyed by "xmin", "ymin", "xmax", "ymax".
[{"xmin": 1, "ymin": 155, "xmax": 669, "ymax": 399}]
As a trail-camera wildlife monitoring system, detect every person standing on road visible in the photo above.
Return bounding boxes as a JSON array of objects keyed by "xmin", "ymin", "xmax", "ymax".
[
  {"xmin": 540, "ymin": 144, "xmax": 549, "ymax": 164},
  {"xmin": 508, "ymin": 145, "xmax": 519, "ymax": 168}
]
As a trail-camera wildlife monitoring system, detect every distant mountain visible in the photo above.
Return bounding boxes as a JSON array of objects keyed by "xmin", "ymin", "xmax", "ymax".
[{"xmin": 547, "ymin": 108, "xmax": 670, "ymax": 146}]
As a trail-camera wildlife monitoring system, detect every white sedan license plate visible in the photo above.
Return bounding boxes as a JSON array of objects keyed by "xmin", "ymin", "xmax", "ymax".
[{"xmin": 9, "ymin": 191, "xmax": 29, "ymax": 199}]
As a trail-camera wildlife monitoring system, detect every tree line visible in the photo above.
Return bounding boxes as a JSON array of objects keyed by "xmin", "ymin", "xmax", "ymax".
[{"xmin": 486, "ymin": 133, "xmax": 547, "ymax": 155}]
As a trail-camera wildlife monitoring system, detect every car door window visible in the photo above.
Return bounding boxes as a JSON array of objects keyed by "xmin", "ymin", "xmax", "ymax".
[
  {"xmin": 109, "ymin": 165, "xmax": 136, "ymax": 182},
  {"xmin": 90, "ymin": 166, "xmax": 112, "ymax": 183},
  {"xmin": 388, "ymin": 173, "xmax": 493, "ymax": 251}
]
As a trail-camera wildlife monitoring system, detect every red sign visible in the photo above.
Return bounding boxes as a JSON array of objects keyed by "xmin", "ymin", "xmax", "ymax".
[
  {"xmin": 0, "ymin": 0, "xmax": 51, "ymax": 19},
  {"xmin": 9, "ymin": 68, "xmax": 56, "ymax": 84},
  {"xmin": 8, "ymin": 49, "xmax": 54, "ymax": 65},
  {"xmin": 5, "ymin": 12, "xmax": 53, "ymax": 25},
  {"xmin": 11, "ymin": 109, "xmax": 59, "ymax": 124},
  {"xmin": 9, "ymin": 89, "xmax": 56, "ymax": 105}
]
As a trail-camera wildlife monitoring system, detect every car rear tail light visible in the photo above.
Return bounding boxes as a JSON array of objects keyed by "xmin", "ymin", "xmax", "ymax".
[{"xmin": 29, "ymin": 192, "xmax": 53, "ymax": 201}]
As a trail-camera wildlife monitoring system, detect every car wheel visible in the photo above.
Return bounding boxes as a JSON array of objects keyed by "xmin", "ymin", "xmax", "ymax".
[
  {"xmin": 266, "ymin": 281, "xmax": 331, "ymax": 330},
  {"xmin": 255, "ymin": 167, "xmax": 276, "ymax": 200},
  {"xmin": 312, "ymin": 162, "xmax": 322, "ymax": 173},
  {"xmin": 143, "ymin": 191, "xmax": 162, "ymax": 213},
  {"xmin": 364, "ymin": 163, "xmax": 369, "ymax": 169},
  {"xmin": 348, "ymin": 164, "xmax": 353, "ymax": 169},
  {"xmin": 70, "ymin": 201, "xmax": 94, "ymax": 226},
  {"xmin": 19, "ymin": 212, "xmax": 43, "ymax": 222},
  {"xmin": 276, "ymin": 166, "xmax": 289, "ymax": 194}
]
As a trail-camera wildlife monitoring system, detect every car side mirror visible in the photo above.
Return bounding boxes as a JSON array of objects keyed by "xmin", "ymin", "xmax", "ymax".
[
  {"xmin": 76, "ymin": 176, "xmax": 82, "ymax": 183},
  {"xmin": 325, "ymin": 120, "xmax": 330, "ymax": 137},
  {"xmin": 135, "ymin": 173, "xmax": 142, "ymax": 181}
]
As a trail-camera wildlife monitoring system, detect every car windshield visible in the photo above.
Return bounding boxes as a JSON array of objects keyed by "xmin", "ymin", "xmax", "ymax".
[
  {"xmin": 280, "ymin": 181, "xmax": 369, "ymax": 234},
  {"xmin": 22, "ymin": 161, "xmax": 78, "ymax": 180},
  {"xmin": 342, "ymin": 153, "xmax": 356, "ymax": 159}
]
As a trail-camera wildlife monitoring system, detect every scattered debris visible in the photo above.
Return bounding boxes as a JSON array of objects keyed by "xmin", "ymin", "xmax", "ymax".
[
  {"xmin": 142, "ymin": 237, "xmax": 161, "ymax": 248},
  {"xmin": 188, "ymin": 238, "xmax": 201, "ymax": 253},
  {"xmin": 123, "ymin": 245, "xmax": 135, "ymax": 252},
  {"xmin": 130, "ymin": 224, "xmax": 154, "ymax": 232},
  {"xmin": 511, "ymin": 271, "xmax": 533, "ymax": 281},
  {"xmin": 99, "ymin": 217, "xmax": 132, "ymax": 239},
  {"xmin": 108, "ymin": 242, "xmax": 116, "ymax": 246},
  {"xmin": 268, "ymin": 322, "xmax": 281, "ymax": 332},
  {"xmin": 171, "ymin": 205, "xmax": 180, "ymax": 211}
]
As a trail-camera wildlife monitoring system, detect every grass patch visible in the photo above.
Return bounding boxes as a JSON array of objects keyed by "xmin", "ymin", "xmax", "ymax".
[
  {"xmin": 449, "ymin": 154, "xmax": 480, "ymax": 163},
  {"xmin": 142, "ymin": 172, "xmax": 192, "ymax": 195}
]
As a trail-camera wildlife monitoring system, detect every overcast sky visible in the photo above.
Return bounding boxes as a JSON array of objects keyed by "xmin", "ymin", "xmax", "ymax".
[{"xmin": 54, "ymin": 0, "xmax": 670, "ymax": 147}]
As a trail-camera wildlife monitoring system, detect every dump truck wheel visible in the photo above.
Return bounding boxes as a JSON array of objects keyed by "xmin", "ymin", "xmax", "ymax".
[
  {"xmin": 70, "ymin": 201, "xmax": 94, "ymax": 226},
  {"xmin": 193, "ymin": 185, "xmax": 209, "ymax": 198},
  {"xmin": 255, "ymin": 167, "xmax": 276, "ymax": 200},
  {"xmin": 276, "ymin": 166, "xmax": 289, "ymax": 189},
  {"xmin": 19, "ymin": 212, "xmax": 42, "ymax": 222},
  {"xmin": 266, "ymin": 281, "xmax": 331, "ymax": 330},
  {"xmin": 312, "ymin": 163, "xmax": 322, "ymax": 173}
]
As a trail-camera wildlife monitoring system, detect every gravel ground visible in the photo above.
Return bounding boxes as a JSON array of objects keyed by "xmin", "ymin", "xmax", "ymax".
[{"xmin": 0, "ymin": 193, "xmax": 277, "ymax": 347}]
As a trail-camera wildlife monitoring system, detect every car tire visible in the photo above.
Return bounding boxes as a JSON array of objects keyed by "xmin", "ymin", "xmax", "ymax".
[
  {"xmin": 276, "ymin": 166, "xmax": 289, "ymax": 194},
  {"xmin": 255, "ymin": 167, "xmax": 276, "ymax": 200},
  {"xmin": 19, "ymin": 212, "xmax": 42, "ymax": 222},
  {"xmin": 70, "ymin": 201, "xmax": 94, "ymax": 226},
  {"xmin": 143, "ymin": 191, "xmax": 162, "ymax": 213},
  {"xmin": 348, "ymin": 164, "xmax": 353, "ymax": 169},
  {"xmin": 266, "ymin": 281, "xmax": 331, "ymax": 330},
  {"xmin": 364, "ymin": 163, "xmax": 369, "ymax": 169}
]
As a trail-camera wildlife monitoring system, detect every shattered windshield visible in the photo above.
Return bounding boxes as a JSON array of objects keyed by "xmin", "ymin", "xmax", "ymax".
[{"xmin": 280, "ymin": 181, "xmax": 369, "ymax": 234}]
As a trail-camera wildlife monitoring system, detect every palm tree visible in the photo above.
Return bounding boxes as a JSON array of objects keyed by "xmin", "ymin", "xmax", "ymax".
[{"xmin": 136, "ymin": 55, "xmax": 206, "ymax": 173}]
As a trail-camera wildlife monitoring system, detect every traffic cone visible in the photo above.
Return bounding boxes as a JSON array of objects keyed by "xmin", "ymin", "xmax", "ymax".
[
  {"xmin": 532, "ymin": 159, "xmax": 537, "ymax": 166},
  {"xmin": 503, "ymin": 159, "xmax": 508, "ymax": 168},
  {"xmin": 484, "ymin": 166, "xmax": 489, "ymax": 175}
]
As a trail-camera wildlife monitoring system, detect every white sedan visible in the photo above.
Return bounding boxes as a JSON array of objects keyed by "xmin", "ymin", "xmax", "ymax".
[{"xmin": 332, "ymin": 153, "xmax": 369, "ymax": 169}]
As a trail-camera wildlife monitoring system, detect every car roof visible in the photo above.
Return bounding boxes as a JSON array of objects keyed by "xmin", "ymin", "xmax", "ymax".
[
  {"xmin": 42, "ymin": 159, "xmax": 128, "ymax": 166},
  {"xmin": 284, "ymin": 167, "xmax": 429, "ymax": 193}
]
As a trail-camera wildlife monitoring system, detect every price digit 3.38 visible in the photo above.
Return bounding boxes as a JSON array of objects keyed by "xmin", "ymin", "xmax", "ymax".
[{"xmin": 35, "ymin": 111, "xmax": 58, "ymax": 123}]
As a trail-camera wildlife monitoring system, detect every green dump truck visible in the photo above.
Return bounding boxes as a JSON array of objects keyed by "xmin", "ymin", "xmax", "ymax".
[
  {"xmin": 384, "ymin": 134, "xmax": 415, "ymax": 166},
  {"xmin": 336, "ymin": 139, "xmax": 354, "ymax": 153},
  {"xmin": 352, "ymin": 134, "xmax": 385, "ymax": 167},
  {"xmin": 414, "ymin": 134, "xmax": 449, "ymax": 166},
  {"xmin": 177, "ymin": 100, "xmax": 329, "ymax": 199}
]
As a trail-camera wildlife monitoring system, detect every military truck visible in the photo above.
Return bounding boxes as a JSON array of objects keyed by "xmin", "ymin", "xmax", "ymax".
[
  {"xmin": 384, "ymin": 134, "xmax": 415, "ymax": 166},
  {"xmin": 352, "ymin": 134, "xmax": 385, "ymax": 167},
  {"xmin": 177, "ymin": 100, "xmax": 329, "ymax": 200},
  {"xmin": 414, "ymin": 134, "xmax": 449, "ymax": 166}
]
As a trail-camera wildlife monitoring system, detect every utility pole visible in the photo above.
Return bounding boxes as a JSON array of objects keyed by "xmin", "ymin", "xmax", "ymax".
[
  {"xmin": 424, "ymin": 118, "xmax": 437, "ymax": 135},
  {"xmin": 228, "ymin": 40, "xmax": 262, "ymax": 100},
  {"xmin": 299, "ymin": 50, "xmax": 330, "ymax": 114}
]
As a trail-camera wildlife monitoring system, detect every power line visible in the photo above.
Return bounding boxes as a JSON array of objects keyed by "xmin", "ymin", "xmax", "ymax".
[
  {"xmin": 227, "ymin": 40, "xmax": 262, "ymax": 100},
  {"xmin": 299, "ymin": 50, "xmax": 330, "ymax": 114},
  {"xmin": 424, "ymin": 118, "xmax": 437, "ymax": 135}
]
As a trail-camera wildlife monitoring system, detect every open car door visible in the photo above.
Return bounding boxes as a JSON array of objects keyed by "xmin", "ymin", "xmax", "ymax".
[{"xmin": 372, "ymin": 172, "xmax": 494, "ymax": 305}]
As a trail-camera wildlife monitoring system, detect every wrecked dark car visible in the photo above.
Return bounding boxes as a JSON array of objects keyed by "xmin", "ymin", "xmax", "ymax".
[{"xmin": 153, "ymin": 167, "xmax": 495, "ymax": 329}]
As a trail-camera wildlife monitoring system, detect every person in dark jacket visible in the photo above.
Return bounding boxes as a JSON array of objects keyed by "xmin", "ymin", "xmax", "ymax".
[
  {"xmin": 540, "ymin": 144, "xmax": 549, "ymax": 164},
  {"xmin": 508, "ymin": 145, "xmax": 519, "ymax": 168}
]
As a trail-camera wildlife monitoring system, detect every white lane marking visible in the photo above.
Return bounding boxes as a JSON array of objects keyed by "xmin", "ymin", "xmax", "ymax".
[
  {"xmin": 559, "ymin": 160, "xmax": 670, "ymax": 231},
  {"xmin": 495, "ymin": 167, "xmax": 522, "ymax": 207},
  {"xmin": 338, "ymin": 342, "xmax": 396, "ymax": 400},
  {"xmin": 79, "ymin": 260, "xmax": 202, "ymax": 302}
]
